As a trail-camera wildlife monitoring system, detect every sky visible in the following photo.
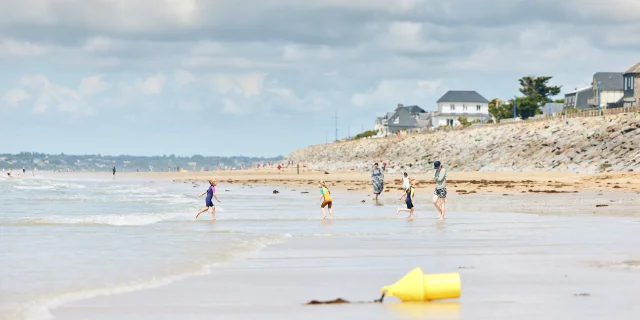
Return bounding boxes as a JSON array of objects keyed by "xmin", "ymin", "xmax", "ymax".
[{"xmin": 1, "ymin": 0, "xmax": 639, "ymax": 157}]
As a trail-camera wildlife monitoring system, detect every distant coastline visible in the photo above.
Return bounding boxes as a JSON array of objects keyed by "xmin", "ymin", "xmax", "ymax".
[{"xmin": 0, "ymin": 152, "xmax": 283, "ymax": 172}]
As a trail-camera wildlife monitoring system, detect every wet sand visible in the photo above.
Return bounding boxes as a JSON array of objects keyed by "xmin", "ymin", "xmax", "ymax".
[
  {"xmin": 115, "ymin": 168, "xmax": 640, "ymax": 195},
  {"xmin": 50, "ymin": 183, "xmax": 640, "ymax": 320}
]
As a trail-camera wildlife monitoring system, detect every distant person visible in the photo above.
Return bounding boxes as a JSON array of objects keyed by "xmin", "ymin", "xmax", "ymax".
[
  {"xmin": 297, "ymin": 163, "xmax": 300, "ymax": 175},
  {"xmin": 432, "ymin": 161, "xmax": 447, "ymax": 219},
  {"xmin": 371, "ymin": 162, "xmax": 386, "ymax": 202},
  {"xmin": 402, "ymin": 172, "xmax": 410, "ymax": 190},
  {"xmin": 196, "ymin": 179, "xmax": 221, "ymax": 220},
  {"xmin": 112, "ymin": 166, "xmax": 116, "ymax": 178},
  {"xmin": 6, "ymin": 169, "xmax": 11, "ymax": 178},
  {"xmin": 32, "ymin": 168, "xmax": 35, "ymax": 177},
  {"xmin": 397, "ymin": 181, "xmax": 416, "ymax": 218},
  {"xmin": 317, "ymin": 180, "xmax": 333, "ymax": 220},
  {"xmin": 22, "ymin": 167, "xmax": 25, "ymax": 175}
]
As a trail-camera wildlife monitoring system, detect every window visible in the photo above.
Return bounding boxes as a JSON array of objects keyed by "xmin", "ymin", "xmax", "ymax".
[
  {"xmin": 447, "ymin": 119, "xmax": 454, "ymax": 126},
  {"xmin": 626, "ymin": 76, "xmax": 629, "ymax": 89},
  {"xmin": 625, "ymin": 76, "xmax": 635, "ymax": 90},
  {"xmin": 450, "ymin": 104, "xmax": 455, "ymax": 111},
  {"xmin": 463, "ymin": 104, "xmax": 467, "ymax": 111},
  {"xmin": 476, "ymin": 105, "xmax": 481, "ymax": 111}
]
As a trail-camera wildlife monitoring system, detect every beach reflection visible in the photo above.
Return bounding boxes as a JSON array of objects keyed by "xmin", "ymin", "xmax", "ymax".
[{"xmin": 385, "ymin": 301, "xmax": 461, "ymax": 319}]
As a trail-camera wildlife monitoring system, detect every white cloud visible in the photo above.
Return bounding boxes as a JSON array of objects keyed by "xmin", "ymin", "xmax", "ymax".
[
  {"xmin": 0, "ymin": 39, "xmax": 49, "ymax": 56},
  {"xmin": 351, "ymin": 79, "xmax": 442, "ymax": 108},
  {"xmin": 174, "ymin": 69, "xmax": 196, "ymax": 86},
  {"xmin": 207, "ymin": 73, "xmax": 265, "ymax": 98},
  {"xmin": 16, "ymin": 75, "xmax": 85, "ymax": 114},
  {"xmin": 221, "ymin": 98, "xmax": 247, "ymax": 115},
  {"xmin": 82, "ymin": 36, "xmax": 115, "ymax": 52},
  {"xmin": 137, "ymin": 74, "xmax": 166, "ymax": 94},
  {"xmin": 79, "ymin": 75, "xmax": 109, "ymax": 95},
  {"xmin": 190, "ymin": 41, "xmax": 223, "ymax": 55},
  {"xmin": 1, "ymin": 88, "xmax": 30, "ymax": 106}
]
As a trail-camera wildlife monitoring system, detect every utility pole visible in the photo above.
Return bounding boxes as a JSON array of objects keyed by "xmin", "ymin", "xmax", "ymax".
[
  {"xmin": 513, "ymin": 96, "xmax": 517, "ymax": 120},
  {"xmin": 597, "ymin": 81, "xmax": 601, "ymax": 113}
]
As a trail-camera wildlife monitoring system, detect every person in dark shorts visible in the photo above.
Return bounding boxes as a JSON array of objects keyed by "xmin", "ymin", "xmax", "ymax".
[
  {"xmin": 196, "ymin": 179, "xmax": 221, "ymax": 220},
  {"xmin": 432, "ymin": 161, "xmax": 447, "ymax": 219},
  {"xmin": 397, "ymin": 182, "xmax": 416, "ymax": 218},
  {"xmin": 317, "ymin": 180, "xmax": 333, "ymax": 219},
  {"xmin": 112, "ymin": 166, "xmax": 116, "ymax": 178}
]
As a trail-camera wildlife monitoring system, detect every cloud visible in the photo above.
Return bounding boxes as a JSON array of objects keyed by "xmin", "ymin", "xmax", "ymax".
[
  {"xmin": 12, "ymin": 75, "xmax": 85, "ymax": 114},
  {"xmin": 221, "ymin": 98, "xmax": 246, "ymax": 115},
  {"xmin": 79, "ymin": 75, "xmax": 109, "ymax": 95},
  {"xmin": 0, "ymin": 38, "xmax": 49, "ymax": 56},
  {"xmin": 174, "ymin": 69, "xmax": 196, "ymax": 87},
  {"xmin": 351, "ymin": 79, "xmax": 442, "ymax": 108},
  {"xmin": 1, "ymin": 88, "xmax": 30, "ymax": 106},
  {"xmin": 1, "ymin": 0, "xmax": 640, "ymax": 156},
  {"xmin": 137, "ymin": 74, "xmax": 166, "ymax": 94},
  {"xmin": 82, "ymin": 36, "xmax": 115, "ymax": 52}
]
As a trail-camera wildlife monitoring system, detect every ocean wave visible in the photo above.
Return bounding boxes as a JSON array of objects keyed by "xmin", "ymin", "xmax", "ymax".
[
  {"xmin": 11, "ymin": 182, "xmax": 86, "ymax": 191},
  {"xmin": 5, "ymin": 233, "xmax": 290, "ymax": 320},
  {"xmin": 14, "ymin": 212, "xmax": 186, "ymax": 226},
  {"xmin": 13, "ymin": 185, "xmax": 56, "ymax": 191}
]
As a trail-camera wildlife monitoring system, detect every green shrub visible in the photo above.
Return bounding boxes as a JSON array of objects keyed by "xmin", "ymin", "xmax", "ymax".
[{"xmin": 355, "ymin": 130, "xmax": 377, "ymax": 139}]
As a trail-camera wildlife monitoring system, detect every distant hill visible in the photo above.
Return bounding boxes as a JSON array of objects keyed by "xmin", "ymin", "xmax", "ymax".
[{"xmin": 0, "ymin": 153, "xmax": 283, "ymax": 172}]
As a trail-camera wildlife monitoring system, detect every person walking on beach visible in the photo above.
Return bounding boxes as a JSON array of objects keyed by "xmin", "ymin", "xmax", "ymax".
[
  {"xmin": 371, "ymin": 162, "xmax": 386, "ymax": 202},
  {"xmin": 402, "ymin": 172, "xmax": 411, "ymax": 190},
  {"xmin": 397, "ymin": 181, "xmax": 416, "ymax": 218},
  {"xmin": 112, "ymin": 166, "xmax": 116, "ymax": 178},
  {"xmin": 432, "ymin": 161, "xmax": 447, "ymax": 219},
  {"xmin": 317, "ymin": 180, "xmax": 333, "ymax": 220},
  {"xmin": 196, "ymin": 179, "xmax": 221, "ymax": 220}
]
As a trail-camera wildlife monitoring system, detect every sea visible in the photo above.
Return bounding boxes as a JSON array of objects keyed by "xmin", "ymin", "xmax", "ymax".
[
  {"xmin": 2, "ymin": 173, "xmax": 639, "ymax": 320},
  {"xmin": 0, "ymin": 173, "xmax": 302, "ymax": 319}
]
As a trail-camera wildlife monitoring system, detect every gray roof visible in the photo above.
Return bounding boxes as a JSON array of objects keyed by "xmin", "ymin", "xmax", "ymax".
[
  {"xmin": 403, "ymin": 105, "xmax": 427, "ymax": 114},
  {"xmin": 625, "ymin": 61, "xmax": 640, "ymax": 74},
  {"xmin": 593, "ymin": 72, "xmax": 623, "ymax": 90},
  {"xmin": 436, "ymin": 90, "xmax": 489, "ymax": 103},
  {"xmin": 565, "ymin": 86, "xmax": 592, "ymax": 95}
]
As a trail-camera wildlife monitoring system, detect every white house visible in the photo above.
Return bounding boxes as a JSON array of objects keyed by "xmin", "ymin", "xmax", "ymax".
[
  {"xmin": 587, "ymin": 72, "xmax": 624, "ymax": 109},
  {"xmin": 432, "ymin": 90, "xmax": 490, "ymax": 127}
]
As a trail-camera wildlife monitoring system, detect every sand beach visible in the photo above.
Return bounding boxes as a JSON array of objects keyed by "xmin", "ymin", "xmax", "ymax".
[{"xmin": 2, "ymin": 170, "xmax": 639, "ymax": 320}]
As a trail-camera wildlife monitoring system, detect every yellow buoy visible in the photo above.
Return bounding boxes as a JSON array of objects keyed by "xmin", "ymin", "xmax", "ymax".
[{"xmin": 381, "ymin": 268, "xmax": 461, "ymax": 302}]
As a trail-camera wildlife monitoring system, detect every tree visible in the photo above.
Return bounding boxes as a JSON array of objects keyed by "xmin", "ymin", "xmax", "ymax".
[
  {"xmin": 457, "ymin": 116, "xmax": 477, "ymax": 127},
  {"xmin": 515, "ymin": 96, "xmax": 540, "ymax": 120},
  {"xmin": 488, "ymin": 98, "xmax": 513, "ymax": 121},
  {"xmin": 553, "ymin": 98, "xmax": 565, "ymax": 104},
  {"xmin": 355, "ymin": 130, "xmax": 377, "ymax": 139},
  {"xmin": 518, "ymin": 76, "xmax": 562, "ymax": 106}
]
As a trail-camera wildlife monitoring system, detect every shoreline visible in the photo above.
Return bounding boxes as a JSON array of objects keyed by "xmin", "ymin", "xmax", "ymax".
[
  {"xmin": 39, "ymin": 170, "xmax": 640, "ymax": 219},
  {"xmin": 96, "ymin": 169, "xmax": 640, "ymax": 194}
]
